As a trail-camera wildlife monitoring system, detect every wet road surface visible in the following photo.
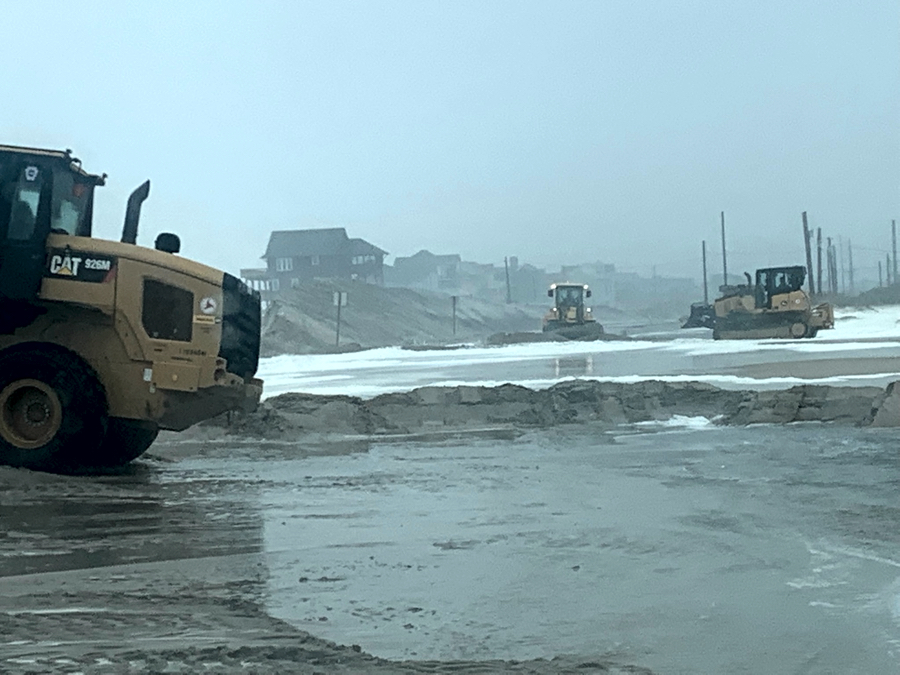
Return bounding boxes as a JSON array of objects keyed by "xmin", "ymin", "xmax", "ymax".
[{"xmin": 2, "ymin": 422, "xmax": 899, "ymax": 674}]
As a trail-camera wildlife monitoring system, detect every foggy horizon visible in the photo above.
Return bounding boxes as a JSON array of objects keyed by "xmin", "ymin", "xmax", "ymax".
[{"xmin": 4, "ymin": 1, "xmax": 897, "ymax": 288}]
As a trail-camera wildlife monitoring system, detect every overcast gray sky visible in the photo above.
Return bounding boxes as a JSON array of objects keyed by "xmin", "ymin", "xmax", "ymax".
[{"xmin": 4, "ymin": 1, "xmax": 897, "ymax": 284}]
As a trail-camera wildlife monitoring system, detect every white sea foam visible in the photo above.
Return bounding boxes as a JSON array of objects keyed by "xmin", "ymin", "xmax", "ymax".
[
  {"xmin": 257, "ymin": 305, "xmax": 900, "ymax": 399},
  {"xmin": 634, "ymin": 415, "xmax": 713, "ymax": 430},
  {"xmin": 813, "ymin": 543, "xmax": 900, "ymax": 570}
]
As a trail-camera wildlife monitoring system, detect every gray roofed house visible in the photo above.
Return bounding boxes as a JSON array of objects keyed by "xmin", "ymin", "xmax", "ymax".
[
  {"xmin": 349, "ymin": 237, "xmax": 387, "ymax": 259},
  {"xmin": 262, "ymin": 228, "xmax": 387, "ymax": 289},
  {"xmin": 385, "ymin": 249, "xmax": 462, "ymax": 292}
]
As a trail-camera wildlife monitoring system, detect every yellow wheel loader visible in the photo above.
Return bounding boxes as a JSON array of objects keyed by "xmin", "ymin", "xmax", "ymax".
[
  {"xmin": 542, "ymin": 283, "xmax": 604, "ymax": 338},
  {"xmin": 0, "ymin": 144, "xmax": 262, "ymax": 472},
  {"xmin": 712, "ymin": 266, "xmax": 834, "ymax": 339}
]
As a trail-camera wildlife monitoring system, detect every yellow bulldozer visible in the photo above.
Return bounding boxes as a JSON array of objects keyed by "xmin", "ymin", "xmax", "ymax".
[
  {"xmin": 0, "ymin": 144, "xmax": 262, "ymax": 472},
  {"xmin": 711, "ymin": 266, "xmax": 834, "ymax": 339}
]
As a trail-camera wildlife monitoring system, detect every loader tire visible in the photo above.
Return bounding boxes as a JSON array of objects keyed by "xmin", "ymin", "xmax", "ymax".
[
  {"xmin": 93, "ymin": 418, "xmax": 159, "ymax": 468},
  {"xmin": 790, "ymin": 322, "xmax": 807, "ymax": 338},
  {"xmin": 0, "ymin": 344, "xmax": 108, "ymax": 473}
]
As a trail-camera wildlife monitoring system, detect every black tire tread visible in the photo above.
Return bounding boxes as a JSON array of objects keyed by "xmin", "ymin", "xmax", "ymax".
[
  {"xmin": 92, "ymin": 418, "xmax": 159, "ymax": 468},
  {"xmin": 0, "ymin": 343, "xmax": 108, "ymax": 472}
]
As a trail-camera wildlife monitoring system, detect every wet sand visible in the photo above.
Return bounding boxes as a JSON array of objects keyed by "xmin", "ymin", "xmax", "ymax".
[
  {"xmin": 0, "ymin": 452, "xmax": 652, "ymax": 675},
  {"xmin": 4, "ymin": 420, "xmax": 898, "ymax": 674},
  {"xmin": 199, "ymin": 379, "xmax": 887, "ymax": 446},
  {"xmin": 727, "ymin": 355, "xmax": 900, "ymax": 380}
]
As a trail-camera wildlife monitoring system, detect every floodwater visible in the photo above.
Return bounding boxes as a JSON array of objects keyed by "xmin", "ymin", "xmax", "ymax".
[
  {"xmin": 5, "ymin": 423, "xmax": 899, "ymax": 673},
  {"xmin": 111, "ymin": 422, "xmax": 895, "ymax": 674},
  {"xmin": 253, "ymin": 423, "xmax": 900, "ymax": 674}
]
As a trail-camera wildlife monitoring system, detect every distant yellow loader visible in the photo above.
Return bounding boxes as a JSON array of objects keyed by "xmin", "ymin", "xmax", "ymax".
[{"xmin": 542, "ymin": 283, "xmax": 604, "ymax": 338}]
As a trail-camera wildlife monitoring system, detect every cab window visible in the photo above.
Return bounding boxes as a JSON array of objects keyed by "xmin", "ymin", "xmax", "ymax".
[
  {"xmin": 51, "ymin": 171, "xmax": 91, "ymax": 236},
  {"xmin": 142, "ymin": 279, "xmax": 194, "ymax": 342},
  {"xmin": 7, "ymin": 166, "xmax": 45, "ymax": 241}
]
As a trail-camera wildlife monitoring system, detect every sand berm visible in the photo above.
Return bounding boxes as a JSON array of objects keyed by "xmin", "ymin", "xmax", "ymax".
[{"xmin": 196, "ymin": 379, "xmax": 900, "ymax": 443}]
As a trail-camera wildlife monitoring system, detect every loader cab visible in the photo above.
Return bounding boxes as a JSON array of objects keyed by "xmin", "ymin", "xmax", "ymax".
[
  {"xmin": 754, "ymin": 266, "xmax": 805, "ymax": 309},
  {"xmin": 549, "ymin": 283, "xmax": 592, "ymax": 307},
  {"xmin": 0, "ymin": 146, "xmax": 103, "ymax": 301},
  {"xmin": 548, "ymin": 283, "xmax": 592, "ymax": 323}
]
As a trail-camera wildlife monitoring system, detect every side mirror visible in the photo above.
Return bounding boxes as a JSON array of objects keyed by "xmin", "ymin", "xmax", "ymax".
[
  {"xmin": 586, "ymin": 289, "xmax": 592, "ymax": 298},
  {"xmin": 547, "ymin": 289, "xmax": 554, "ymax": 298},
  {"xmin": 155, "ymin": 232, "xmax": 181, "ymax": 254}
]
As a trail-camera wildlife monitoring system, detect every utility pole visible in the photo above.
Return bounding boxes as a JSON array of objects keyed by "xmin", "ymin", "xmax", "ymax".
[
  {"xmin": 833, "ymin": 243, "xmax": 839, "ymax": 294},
  {"xmin": 816, "ymin": 228, "xmax": 823, "ymax": 295},
  {"xmin": 452, "ymin": 295, "xmax": 458, "ymax": 336},
  {"xmin": 802, "ymin": 212, "xmax": 814, "ymax": 293},
  {"xmin": 838, "ymin": 236, "xmax": 845, "ymax": 294},
  {"xmin": 701, "ymin": 240, "xmax": 709, "ymax": 304},
  {"xmin": 893, "ymin": 220, "xmax": 898, "ymax": 284},
  {"xmin": 888, "ymin": 254, "xmax": 893, "ymax": 286},
  {"xmin": 847, "ymin": 238, "xmax": 854, "ymax": 296},
  {"xmin": 504, "ymin": 257, "xmax": 512, "ymax": 304},
  {"xmin": 826, "ymin": 237, "xmax": 836, "ymax": 295},
  {"xmin": 333, "ymin": 291, "xmax": 348, "ymax": 347},
  {"xmin": 720, "ymin": 211, "xmax": 728, "ymax": 286}
]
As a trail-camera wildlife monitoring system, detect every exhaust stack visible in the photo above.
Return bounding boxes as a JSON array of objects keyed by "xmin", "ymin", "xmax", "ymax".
[{"xmin": 121, "ymin": 180, "xmax": 151, "ymax": 244}]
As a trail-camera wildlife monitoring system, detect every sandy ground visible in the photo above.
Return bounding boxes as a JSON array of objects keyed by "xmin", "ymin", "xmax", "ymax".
[
  {"xmin": 200, "ymin": 379, "xmax": 886, "ymax": 447},
  {"xmin": 261, "ymin": 281, "xmax": 549, "ymax": 356}
]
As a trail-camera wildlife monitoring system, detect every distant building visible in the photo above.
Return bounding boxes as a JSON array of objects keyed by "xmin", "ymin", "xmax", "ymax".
[
  {"xmin": 458, "ymin": 260, "xmax": 507, "ymax": 298},
  {"xmin": 240, "ymin": 266, "xmax": 275, "ymax": 293},
  {"xmin": 509, "ymin": 262, "xmax": 550, "ymax": 303},
  {"xmin": 558, "ymin": 262, "xmax": 617, "ymax": 306},
  {"xmin": 260, "ymin": 228, "xmax": 387, "ymax": 290},
  {"xmin": 385, "ymin": 250, "xmax": 462, "ymax": 292},
  {"xmin": 612, "ymin": 271, "xmax": 698, "ymax": 318}
]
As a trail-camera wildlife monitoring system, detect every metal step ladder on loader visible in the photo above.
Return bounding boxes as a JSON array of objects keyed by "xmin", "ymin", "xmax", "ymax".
[{"xmin": 0, "ymin": 145, "xmax": 262, "ymax": 473}]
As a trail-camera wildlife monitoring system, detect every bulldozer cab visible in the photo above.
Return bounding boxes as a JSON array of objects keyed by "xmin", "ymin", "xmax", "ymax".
[
  {"xmin": 754, "ymin": 266, "xmax": 805, "ymax": 309},
  {"xmin": 0, "ymin": 146, "xmax": 102, "ymax": 301}
]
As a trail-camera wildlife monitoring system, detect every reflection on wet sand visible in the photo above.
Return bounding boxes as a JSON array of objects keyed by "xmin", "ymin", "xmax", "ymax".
[
  {"xmin": 3, "ymin": 422, "xmax": 899, "ymax": 674},
  {"xmin": 552, "ymin": 355, "xmax": 594, "ymax": 378},
  {"xmin": 0, "ymin": 460, "xmax": 264, "ymax": 578}
]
